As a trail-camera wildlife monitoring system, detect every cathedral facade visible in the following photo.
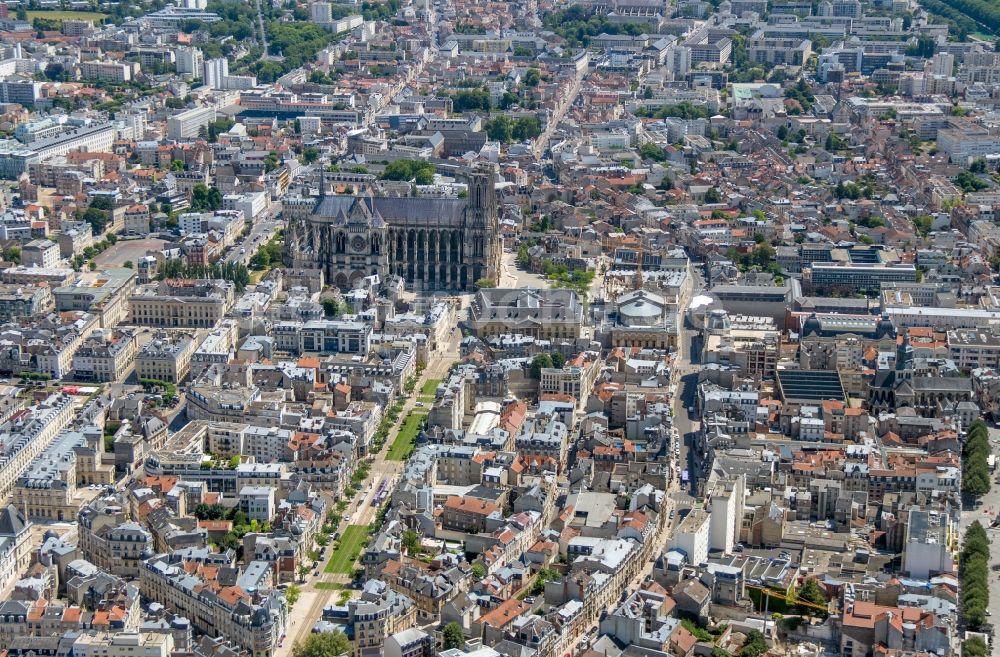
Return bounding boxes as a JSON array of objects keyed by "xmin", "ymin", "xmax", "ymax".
[{"xmin": 284, "ymin": 169, "xmax": 501, "ymax": 292}]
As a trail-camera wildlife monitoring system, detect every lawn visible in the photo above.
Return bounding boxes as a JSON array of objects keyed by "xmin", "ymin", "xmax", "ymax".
[
  {"xmin": 387, "ymin": 411, "xmax": 426, "ymax": 461},
  {"xmin": 324, "ymin": 525, "xmax": 370, "ymax": 574},
  {"xmin": 26, "ymin": 10, "xmax": 108, "ymax": 21},
  {"xmin": 420, "ymin": 378, "xmax": 441, "ymax": 395},
  {"xmin": 314, "ymin": 582, "xmax": 343, "ymax": 590}
]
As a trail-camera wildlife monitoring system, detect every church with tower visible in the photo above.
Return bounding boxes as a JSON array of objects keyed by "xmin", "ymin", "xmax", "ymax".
[{"xmin": 284, "ymin": 167, "xmax": 501, "ymax": 292}]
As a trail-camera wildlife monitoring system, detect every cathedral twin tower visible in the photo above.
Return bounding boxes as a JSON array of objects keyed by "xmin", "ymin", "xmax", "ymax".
[{"xmin": 285, "ymin": 168, "xmax": 501, "ymax": 292}]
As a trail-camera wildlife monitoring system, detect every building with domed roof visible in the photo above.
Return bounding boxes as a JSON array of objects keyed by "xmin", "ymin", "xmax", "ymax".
[{"xmin": 609, "ymin": 289, "xmax": 678, "ymax": 349}]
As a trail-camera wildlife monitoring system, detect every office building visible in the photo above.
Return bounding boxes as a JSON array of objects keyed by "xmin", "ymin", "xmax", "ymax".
[
  {"xmin": 167, "ymin": 106, "xmax": 216, "ymax": 141},
  {"xmin": 805, "ymin": 262, "xmax": 918, "ymax": 293}
]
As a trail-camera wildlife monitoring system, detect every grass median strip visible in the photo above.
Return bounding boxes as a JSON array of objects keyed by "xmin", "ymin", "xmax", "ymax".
[
  {"xmin": 324, "ymin": 525, "xmax": 370, "ymax": 574},
  {"xmin": 420, "ymin": 378, "xmax": 441, "ymax": 395},
  {"xmin": 314, "ymin": 582, "xmax": 344, "ymax": 590},
  {"xmin": 387, "ymin": 411, "xmax": 427, "ymax": 461}
]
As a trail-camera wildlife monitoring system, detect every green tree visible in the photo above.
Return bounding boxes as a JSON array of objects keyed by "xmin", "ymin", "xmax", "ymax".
[
  {"xmin": 451, "ymin": 89, "xmax": 491, "ymax": 112},
  {"xmin": 285, "ymin": 584, "xmax": 301, "ymax": 606},
  {"xmin": 264, "ymin": 152, "xmax": 280, "ymax": 173},
  {"xmin": 381, "ymin": 159, "xmax": 435, "ymax": 184},
  {"xmin": 965, "ymin": 637, "xmax": 989, "ymax": 657},
  {"xmin": 639, "ymin": 142, "xmax": 666, "ymax": 161},
  {"xmin": 704, "ymin": 188, "xmax": 723, "ymax": 204},
  {"xmin": 442, "ymin": 622, "xmax": 465, "ymax": 650},
  {"xmin": 322, "ymin": 298, "xmax": 342, "ymax": 318},
  {"xmin": 303, "ymin": 147, "xmax": 319, "ymax": 164},
  {"xmin": 529, "ymin": 353, "xmax": 554, "ymax": 379},
  {"xmin": 402, "ymin": 530, "xmax": 420, "ymax": 554},
  {"xmin": 485, "ymin": 115, "xmax": 513, "ymax": 142},
  {"xmin": 512, "ymin": 116, "xmax": 542, "ymax": 141},
  {"xmin": 912, "ymin": 215, "xmax": 933, "ymax": 237},
  {"xmin": 796, "ymin": 579, "xmax": 826, "ymax": 608},
  {"xmin": 474, "ymin": 277, "xmax": 495, "ymax": 289},
  {"xmin": 523, "ymin": 68, "xmax": 541, "ymax": 87},
  {"xmin": 291, "ymin": 631, "xmax": 351, "ymax": 657},
  {"xmin": 550, "ymin": 352, "xmax": 566, "ymax": 369},
  {"xmin": 738, "ymin": 630, "xmax": 768, "ymax": 657},
  {"xmin": 470, "ymin": 563, "xmax": 486, "ymax": 578}
]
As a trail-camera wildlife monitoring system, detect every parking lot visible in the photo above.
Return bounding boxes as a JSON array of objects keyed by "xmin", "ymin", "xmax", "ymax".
[{"xmin": 94, "ymin": 238, "xmax": 169, "ymax": 268}]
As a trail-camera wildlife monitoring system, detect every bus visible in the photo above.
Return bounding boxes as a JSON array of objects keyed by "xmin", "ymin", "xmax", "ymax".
[
  {"xmin": 372, "ymin": 478, "xmax": 390, "ymax": 506},
  {"xmin": 681, "ymin": 470, "xmax": 689, "ymax": 484}
]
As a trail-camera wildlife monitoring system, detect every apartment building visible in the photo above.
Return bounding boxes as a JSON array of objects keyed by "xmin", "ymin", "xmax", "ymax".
[
  {"xmin": 515, "ymin": 412, "xmax": 569, "ymax": 466},
  {"xmin": 240, "ymin": 485, "xmax": 276, "ymax": 522},
  {"xmin": 948, "ymin": 329, "xmax": 1000, "ymax": 371},
  {"xmin": 539, "ymin": 360, "xmax": 599, "ymax": 402},
  {"xmin": 0, "ymin": 504, "xmax": 31, "ymax": 597},
  {"xmin": 384, "ymin": 629, "xmax": 434, "ymax": 657},
  {"xmin": 21, "ymin": 239, "xmax": 60, "ymax": 268},
  {"xmin": 748, "ymin": 37, "xmax": 812, "ymax": 66},
  {"xmin": 136, "ymin": 332, "xmax": 196, "ymax": 383},
  {"xmin": 14, "ymin": 425, "xmax": 115, "ymax": 521},
  {"xmin": 58, "ymin": 221, "xmax": 93, "ymax": 258},
  {"xmin": 80, "ymin": 60, "xmax": 136, "ymax": 82},
  {"xmin": 683, "ymin": 28, "xmax": 732, "ymax": 64},
  {"xmin": 0, "ymin": 393, "xmax": 75, "ymax": 500},
  {"xmin": 140, "ymin": 554, "xmax": 287, "ymax": 657},
  {"xmin": 78, "ymin": 494, "xmax": 154, "ymax": 579},
  {"xmin": 0, "ymin": 283, "xmax": 52, "ymax": 321},
  {"xmin": 442, "ymin": 495, "xmax": 500, "ymax": 533},
  {"xmin": 176, "ymin": 46, "xmax": 203, "ymax": 79},
  {"xmin": 0, "ymin": 81, "xmax": 41, "ymax": 108},
  {"xmin": 130, "ymin": 279, "xmax": 235, "ymax": 328},
  {"xmin": 348, "ymin": 580, "xmax": 417, "ymax": 657},
  {"xmin": 72, "ymin": 329, "xmax": 137, "ymax": 382},
  {"xmin": 190, "ymin": 319, "xmax": 238, "ymax": 376}
]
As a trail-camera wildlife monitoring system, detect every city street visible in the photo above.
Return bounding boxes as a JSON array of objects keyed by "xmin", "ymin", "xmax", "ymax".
[
  {"xmin": 274, "ymin": 308, "xmax": 464, "ymax": 657},
  {"xmin": 224, "ymin": 211, "xmax": 282, "ymax": 267}
]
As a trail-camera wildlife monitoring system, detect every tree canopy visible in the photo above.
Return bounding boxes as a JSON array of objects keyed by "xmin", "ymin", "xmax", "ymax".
[{"xmin": 291, "ymin": 632, "xmax": 351, "ymax": 657}]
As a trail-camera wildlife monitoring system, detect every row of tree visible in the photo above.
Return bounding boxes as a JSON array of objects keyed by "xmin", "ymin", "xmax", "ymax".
[
  {"xmin": 961, "ymin": 520, "xmax": 991, "ymax": 629},
  {"xmin": 157, "ymin": 259, "xmax": 252, "ymax": 294},
  {"xmin": 935, "ymin": 0, "xmax": 1000, "ymax": 34},
  {"xmin": 963, "ymin": 420, "xmax": 992, "ymax": 497}
]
